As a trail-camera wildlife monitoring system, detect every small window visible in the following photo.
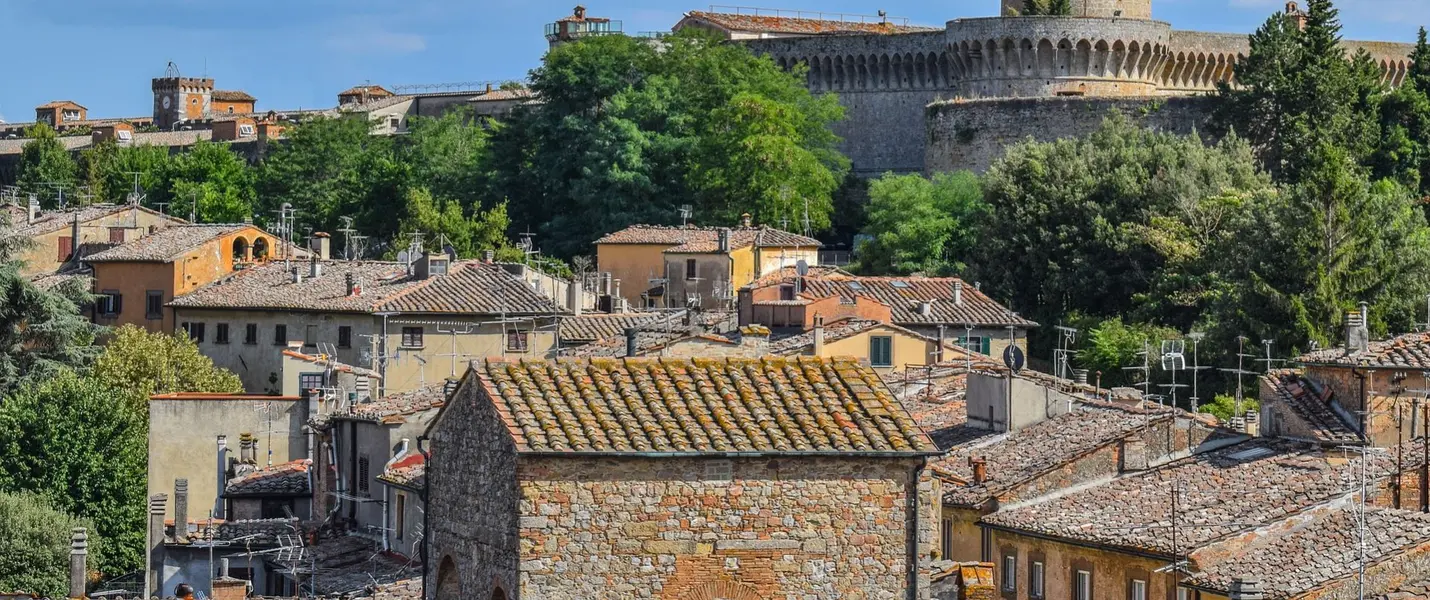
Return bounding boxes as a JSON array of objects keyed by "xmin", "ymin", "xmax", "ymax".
[
  {"xmin": 940, "ymin": 519, "xmax": 953, "ymax": 560},
  {"xmin": 401, "ymin": 327, "xmax": 424, "ymax": 348},
  {"xmin": 108, "ymin": 227, "xmax": 126, "ymax": 244},
  {"xmin": 1074, "ymin": 570, "xmax": 1092, "ymax": 600},
  {"xmin": 215, "ymin": 323, "xmax": 230, "ymax": 344},
  {"xmin": 395, "ymin": 493, "xmax": 406, "ymax": 540},
  {"xmin": 146, "ymin": 291, "xmax": 163, "ymax": 319},
  {"xmin": 961, "ymin": 336, "xmax": 987, "ymax": 354},
  {"xmin": 507, "ymin": 331, "xmax": 529, "ymax": 352},
  {"xmin": 1002, "ymin": 555, "xmax": 1017, "ymax": 592},
  {"xmin": 338, "ymin": 326, "xmax": 352, "ymax": 348},
  {"xmin": 273, "ymin": 324, "xmax": 288, "ymax": 345},
  {"xmin": 890, "ymin": 280, "xmax": 911, "ymax": 289},
  {"xmin": 1030, "ymin": 561, "xmax": 1044, "ymax": 599},
  {"xmin": 57, "ymin": 236, "xmax": 73, "ymax": 261},
  {"xmin": 244, "ymin": 323, "xmax": 258, "ymax": 345},
  {"xmin": 239, "ymin": 123, "xmax": 254, "ymax": 136},
  {"xmin": 389, "ymin": 116, "xmax": 401, "ymax": 129},
  {"xmin": 184, "ymin": 322, "xmax": 206, "ymax": 343},
  {"xmin": 116, "ymin": 129, "xmax": 133, "ymax": 142},
  {"xmin": 98, "ymin": 290, "xmax": 122, "ymax": 316},
  {"xmin": 299, "ymin": 373, "xmax": 325, "ymax": 400},
  {"xmin": 304, "ymin": 324, "xmax": 318, "ymax": 347},
  {"xmin": 685, "ymin": 259, "xmax": 698, "ymax": 280},
  {"xmin": 870, "ymin": 336, "xmax": 893, "ymax": 367},
  {"xmin": 846, "ymin": 281, "xmax": 865, "ymax": 291},
  {"xmin": 260, "ymin": 498, "xmax": 292, "ymax": 519},
  {"xmin": 1129, "ymin": 579, "xmax": 1146, "ymax": 600},
  {"xmin": 779, "ymin": 285, "xmax": 795, "ymax": 301},
  {"xmin": 357, "ymin": 455, "xmax": 371, "ymax": 496}
]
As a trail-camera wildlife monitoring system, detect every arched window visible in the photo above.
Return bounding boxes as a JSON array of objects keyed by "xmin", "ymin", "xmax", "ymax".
[
  {"xmin": 232, "ymin": 237, "xmax": 250, "ymax": 264},
  {"xmin": 252, "ymin": 237, "xmax": 270, "ymax": 260},
  {"xmin": 435, "ymin": 556, "xmax": 462, "ymax": 600},
  {"xmin": 492, "ymin": 588, "xmax": 508, "ymax": 600}
]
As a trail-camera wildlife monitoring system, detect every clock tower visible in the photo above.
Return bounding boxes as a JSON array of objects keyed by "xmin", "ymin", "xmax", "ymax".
[{"xmin": 151, "ymin": 62, "xmax": 213, "ymax": 130}]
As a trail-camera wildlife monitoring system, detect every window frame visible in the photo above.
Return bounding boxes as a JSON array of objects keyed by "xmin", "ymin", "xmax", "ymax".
[
  {"xmin": 337, "ymin": 326, "xmax": 352, "ymax": 349},
  {"xmin": 273, "ymin": 324, "xmax": 288, "ymax": 346},
  {"xmin": 507, "ymin": 330, "xmax": 530, "ymax": 352},
  {"xmin": 939, "ymin": 518, "xmax": 953, "ymax": 560},
  {"xmin": 145, "ymin": 290, "xmax": 164, "ymax": 319},
  {"xmin": 184, "ymin": 321, "xmax": 206, "ymax": 343},
  {"xmin": 869, "ymin": 335, "xmax": 894, "ymax": 367},
  {"xmin": 1029, "ymin": 560, "xmax": 1044, "ymax": 599},
  {"xmin": 304, "ymin": 324, "xmax": 318, "ymax": 347},
  {"xmin": 357, "ymin": 455, "xmax": 371, "ymax": 497},
  {"xmin": 98, "ymin": 290, "xmax": 122, "ymax": 316},
  {"xmin": 299, "ymin": 373, "xmax": 325, "ymax": 400},
  {"xmin": 215, "ymin": 323, "xmax": 230, "ymax": 345},
  {"xmin": 1002, "ymin": 554, "xmax": 1017, "ymax": 592},
  {"xmin": 1074, "ymin": 569, "xmax": 1093, "ymax": 600},
  {"xmin": 395, "ymin": 492, "xmax": 406, "ymax": 540},
  {"xmin": 239, "ymin": 123, "xmax": 254, "ymax": 136},
  {"xmin": 685, "ymin": 258, "xmax": 698, "ymax": 280},
  {"xmin": 400, "ymin": 327, "xmax": 424, "ymax": 349},
  {"xmin": 244, "ymin": 323, "xmax": 258, "ymax": 345},
  {"xmin": 1129, "ymin": 579, "xmax": 1146, "ymax": 600}
]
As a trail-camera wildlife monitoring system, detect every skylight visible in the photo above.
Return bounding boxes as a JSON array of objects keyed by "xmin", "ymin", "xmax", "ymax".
[
  {"xmin": 1226, "ymin": 447, "xmax": 1274, "ymax": 461},
  {"xmin": 890, "ymin": 281, "xmax": 911, "ymax": 289}
]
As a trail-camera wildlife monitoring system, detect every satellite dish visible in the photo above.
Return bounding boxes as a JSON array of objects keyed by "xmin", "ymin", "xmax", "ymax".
[
  {"xmin": 796, "ymin": 259, "xmax": 809, "ymax": 276},
  {"xmin": 443, "ymin": 244, "xmax": 457, "ymax": 262}
]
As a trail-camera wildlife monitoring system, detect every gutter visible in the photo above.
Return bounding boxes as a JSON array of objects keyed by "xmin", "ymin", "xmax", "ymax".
[
  {"xmin": 517, "ymin": 450, "xmax": 945, "ymax": 459},
  {"xmin": 906, "ymin": 457, "xmax": 927, "ymax": 600},
  {"xmin": 417, "ymin": 435, "xmax": 431, "ymax": 600},
  {"xmin": 1352, "ymin": 367, "xmax": 1369, "ymax": 440}
]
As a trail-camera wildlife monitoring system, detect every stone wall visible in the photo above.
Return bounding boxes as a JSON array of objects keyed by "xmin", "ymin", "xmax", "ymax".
[
  {"xmin": 925, "ymin": 95, "xmax": 1215, "ymax": 173},
  {"xmin": 514, "ymin": 455, "xmax": 936, "ymax": 599}
]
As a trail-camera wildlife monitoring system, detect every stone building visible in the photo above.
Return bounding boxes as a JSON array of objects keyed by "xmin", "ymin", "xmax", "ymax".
[
  {"xmin": 685, "ymin": 1, "xmax": 1417, "ymax": 175},
  {"xmin": 594, "ymin": 220, "xmax": 821, "ymax": 309},
  {"xmin": 5, "ymin": 200, "xmax": 182, "ymax": 277},
  {"xmin": 169, "ymin": 255, "xmax": 567, "ymax": 394},
  {"xmin": 426, "ymin": 356, "xmax": 943, "ymax": 599}
]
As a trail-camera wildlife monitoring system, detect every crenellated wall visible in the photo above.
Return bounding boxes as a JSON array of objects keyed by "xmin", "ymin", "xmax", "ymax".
[{"xmin": 947, "ymin": 17, "xmax": 1174, "ymax": 98}]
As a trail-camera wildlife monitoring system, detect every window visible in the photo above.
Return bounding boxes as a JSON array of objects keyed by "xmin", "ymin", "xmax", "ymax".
[
  {"xmin": 961, "ymin": 336, "xmax": 989, "ymax": 354},
  {"xmin": 98, "ymin": 290, "xmax": 122, "ymax": 316},
  {"xmin": 1176, "ymin": 589, "xmax": 1191, "ymax": 600},
  {"xmin": 869, "ymin": 336, "xmax": 893, "ymax": 367},
  {"xmin": 940, "ymin": 519, "xmax": 953, "ymax": 560},
  {"xmin": 1074, "ymin": 570, "xmax": 1092, "ymax": 600},
  {"xmin": 183, "ymin": 322, "xmax": 206, "ymax": 343},
  {"xmin": 401, "ymin": 327, "xmax": 424, "ymax": 348},
  {"xmin": 57, "ymin": 236, "xmax": 73, "ymax": 261},
  {"xmin": 228, "ymin": 107, "xmax": 236, "ymax": 114},
  {"xmin": 685, "ymin": 259, "xmax": 698, "ymax": 280},
  {"xmin": 304, "ymin": 324, "xmax": 318, "ymax": 347},
  {"xmin": 273, "ymin": 324, "xmax": 287, "ymax": 345},
  {"xmin": 779, "ymin": 285, "xmax": 795, "ymax": 301},
  {"xmin": 389, "ymin": 117, "xmax": 401, "ymax": 129},
  {"xmin": 1030, "ymin": 561, "xmax": 1044, "ymax": 599},
  {"xmin": 1129, "ymin": 579, "xmax": 1146, "ymax": 600},
  {"xmin": 299, "ymin": 373, "xmax": 325, "ymax": 400},
  {"xmin": 890, "ymin": 280, "xmax": 911, "ymax": 289},
  {"xmin": 108, "ymin": 227, "xmax": 125, "ymax": 244},
  {"xmin": 338, "ymin": 326, "xmax": 352, "ymax": 348},
  {"xmin": 215, "ymin": 323, "xmax": 230, "ymax": 344},
  {"xmin": 1002, "ymin": 555, "xmax": 1016, "ymax": 592},
  {"xmin": 244, "ymin": 323, "xmax": 258, "ymax": 345},
  {"xmin": 357, "ymin": 455, "xmax": 371, "ymax": 496},
  {"xmin": 239, "ymin": 123, "xmax": 254, "ymax": 136},
  {"xmin": 146, "ymin": 291, "xmax": 163, "ymax": 319},
  {"xmin": 507, "ymin": 331, "xmax": 529, "ymax": 352},
  {"xmin": 116, "ymin": 129, "xmax": 133, "ymax": 142},
  {"xmin": 260, "ymin": 498, "xmax": 293, "ymax": 519},
  {"xmin": 395, "ymin": 493, "xmax": 407, "ymax": 540}
]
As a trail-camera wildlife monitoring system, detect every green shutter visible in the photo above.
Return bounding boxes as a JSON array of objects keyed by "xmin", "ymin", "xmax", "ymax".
[{"xmin": 982, "ymin": 337, "xmax": 991, "ymax": 355}]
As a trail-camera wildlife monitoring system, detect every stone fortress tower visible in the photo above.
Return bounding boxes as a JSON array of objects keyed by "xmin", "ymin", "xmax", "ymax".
[{"xmin": 733, "ymin": 0, "xmax": 1414, "ymax": 174}]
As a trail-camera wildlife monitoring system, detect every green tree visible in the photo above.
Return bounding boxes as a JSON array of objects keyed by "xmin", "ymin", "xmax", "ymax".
[
  {"xmin": 256, "ymin": 116, "xmax": 405, "ymax": 253},
  {"xmin": 1373, "ymin": 28, "xmax": 1430, "ymax": 195},
  {"xmin": 391, "ymin": 189, "xmax": 526, "ymax": 261},
  {"xmin": 974, "ymin": 114, "xmax": 1271, "ymax": 336},
  {"xmin": 1198, "ymin": 394, "xmax": 1260, "ymax": 422},
  {"xmin": 1076, "ymin": 317, "xmax": 1180, "ymax": 388},
  {"xmin": 0, "ymin": 491, "xmax": 102, "ymax": 597},
  {"xmin": 160, "ymin": 142, "xmax": 256, "ymax": 223},
  {"xmin": 16, "ymin": 124, "xmax": 78, "ymax": 208},
  {"xmin": 400, "ymin": 109, "xmax": 489, "ymax": 211},
  {"xmin": 856, "ymin": 171, "xmax": 986, "ymax": 275},
  {"xmin": 91, "ymin": 325, "xmax": 242, "ymax": 412},
  {"xmin": 78, "ymin": 141, "xmax": 170, "ymax": 204},
  {"xmin": 1019, "ymin": 0, "xmax": 1071, "ymax": 15},
  {"xmin": 490, "ymin": 29, "xmax": 847, "ymax": 257},
  {"xmin": 0, "ymin": 370, "xmax": 146, "ymax": 576},
  {"xmin": 0, "ymin": 271, "xmax": 103, "ymax": 394}
]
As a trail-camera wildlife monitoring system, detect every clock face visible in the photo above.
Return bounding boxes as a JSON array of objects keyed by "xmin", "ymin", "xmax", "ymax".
[{"xmin": 162, "ymin": 96, "xmax": 171, "ymax": 109}]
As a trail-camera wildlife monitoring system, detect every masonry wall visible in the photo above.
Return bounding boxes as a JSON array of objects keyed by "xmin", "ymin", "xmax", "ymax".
[
  {"xmin": 596, "ymin": 243, "xmax": 672, "ymax": 308},
  {"xmin": 1301, "ymin": 366, "xmax": 1406, "ymax": 447},
  {"xmin": 984, "ymin": 528, "xmax": 1174, "ymax": 600},
  {"xmin": 380, "ymin": 317, "xmax": 559, "ymax": 394},
  {"xmin": 176, "ymin": 308, "xmax": 375, "ymax": 394},
  {"xmin": 21, "ymin": 208, "xmax": 176, "ymax": 276},
  {"xmin": 515, "ymin": 455, "xmax": 935, "ymax": 600},
  {"xmin": 925, "ymin": 95, "xmax": 1215, "ymax": 173}
]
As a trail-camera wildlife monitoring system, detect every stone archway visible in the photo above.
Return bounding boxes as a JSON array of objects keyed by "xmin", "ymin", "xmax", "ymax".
[
  {"xmin": 683, "ymin": 580, "xmax": 761, "ymax": 600},
  {"xmin": 435, "ymin": 556, "xmax": 462, "ymax": 600}
]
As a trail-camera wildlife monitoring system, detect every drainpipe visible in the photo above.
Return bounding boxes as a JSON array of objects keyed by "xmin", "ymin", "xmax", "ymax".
[
  {"xmin": 1353, "ymin": 367, "xmax": 1368, "ymax": 441},
  {"xmin": 348, "ymin": 421, "xmax": 359, "ymax": 522},
  {"xmin": 905, "ymin": 457, "xmax": 928, "ymax": 600},
  {"xmin": 418, "ymin": 435, "xmax": 431, "ymax": 600}
]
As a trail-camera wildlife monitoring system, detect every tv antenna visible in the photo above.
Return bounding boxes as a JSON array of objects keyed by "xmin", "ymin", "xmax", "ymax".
[
  {"xmin": 1257, "ymin": 339, "xmax": 1284, "ymax": 373},
  {"xmin": 1185, "ymin": 332, "xmax": 1211, "ymax": 413},
  {"xmin": 1158, "ymin": 339, "xmax": 1187, "ymax": 409},
  {"xmin": 678, "ymin": 205, "xmax": 693, "ymax": 227},
  {"xmin": 1053, "ymin": 325, "xmax": 1078, "ymax": 380},
  {"xmin": 1122, "ymin": 339, "xmax": 1153, "ymax": 408},
  {"xmin": 437, "ymin": 324, "xmax": 475, "ymax": 378},
  {"xmin": 122, "ymin": 172, "xmax": 147, "ymax": 206},
  {"xmin": 1218, "ymin": 336, "xmax": 1259, "ymax": 421}
]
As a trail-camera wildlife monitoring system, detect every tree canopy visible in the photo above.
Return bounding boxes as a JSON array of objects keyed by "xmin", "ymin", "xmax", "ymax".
[
  {"xmin": 856, "ymin": 171, "xmax": 986, "ymax": 276},
  {"xmin": 91, "ymin": 325, "xmax": 243, "ymax": 411},
  {"xmin": 0, "ymin": 491, "xmax": 102, "ymax": 598},
  {"xmin": 16, "ymin": 124, "xmax": 78, "ymax": 208}
]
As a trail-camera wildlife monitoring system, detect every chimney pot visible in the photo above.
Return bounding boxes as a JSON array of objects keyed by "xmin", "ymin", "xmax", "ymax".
[
  {"xmin": 346, "ymin": 272, "xmax": 359, "ymax": 296},
  {"xmin": 718, "ymin": 228, "xmax": 731, "ymax": 253},
  {"xmin": 739, "ymin": 213, "xmax": 752, "ymax": 228},
  {"xmin": 310, "ymin": 232, "xmax": 331, "ymax": 260},
  {"xmin": 215, "ymin": 436, "xmax": 228, "ymax": 521},
  {"xmin": 27, "ymin": 195, "xmax": 40, "ymax": 224},
  {"xmin": 173, "ymin": 479, "xmax": 189, "ymax": 543},
  {"xmin": 970, "ymin": 457, "xmax": 988, "ymax": 485},
  {"xmin": 812, "ymin": 314, "xmax": 826, "ymax": 356},
  {"xmin": 1230, "ymin": 577, "xmax": 1265, "ymax": 600},
  {"xmin": 918, "ymin": 301, "xmax": 932, "ymax": 316},
  {"xmin": 484, "ymin": 249, "xmax": 495, "ymax": 264},
  {"xmin": 309, "ymin": 256, "xmax": 322, "ymax": 278},
  {"xmin": 1346, "ymin": 305, "xmax": 1370, "ymax": 352},
  {"xmin": 625, "ymin": 327, "xmax": 640, "ymax": 358},
  {"xmin": 69, "ymin": 527, "xmax": 87, "ymax": 600},
  {"xmin": 444, "ymin": 377, "xmax": 459, "ymax": 398},
  {"xmin": 954, "ymin": 281, "xmax": 964, "ymax": 306}
]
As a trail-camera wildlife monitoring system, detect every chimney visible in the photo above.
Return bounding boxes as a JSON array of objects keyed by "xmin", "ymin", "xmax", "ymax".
[
  {"xmin": 1345, "ymin": 304, "xmax": 1369, "ymax": 352},
  {"xmin": 291, "ymin": 266, "xmax": 303, "ymax": 284},
  {"xmin": 717, "ymin": 228, "xmax": 731, "ymax": 253},
  {"xmin": 69, "ymin": 527, "xmax": 87, "ymax": 599},
  {"xmin": 147, "ymin": 494, "xmax": 167, "ymax": 596},
  {"xmin": 173, "ymin": 479, "xmax": 189, "ymax": 543},
  {"xmin": 346, "ymin": 272, "xmax": 362, "ymax": 296},
  {"xmin": 936, "ymin": 324, "xmax": 946, "ymax": 364},
  {"xmin": 309, "ymin": 256, "xmax": 322, "ymax": 278},
  {"xmin": 485, "ymin": 82, "xmax": 493, "ymax": 94},
  {"xmin": 567, "ymin": 277, "xmax": 583, "ymax": 316},
  {"xmin": 484, "ymin": 249, "xmax": 495, "ymax": 264},
  {"xmin": 415, "ymin": 251, "xmax": 450, "ymax": 280},
  {"xmin": 240, "ymin": 434, "xmax": 257, "ymax": 464},
  {"xmin": 443, "ymin": 377, "xmax": 459, "ymax": 398},
  {"xmin": 625, "ymin": 327, "xmax": 640, "ymax": 358},
  {"xmin": 27, "ymin": 194, "xmax": 40, "ymax": 224},
  {"xmin": 310, "ymin": 232, "xmax": 331, "ymax": 260},
  {"xmin": 214, "ymin": 436, "xmax": 228, "ymax": 520},
  {"xmin": 739, "ymin": 212, "xmax": 752, "ymax": 228},
  {"xmin": 599, "ymin": 272, "xmax": 613, "ymax": 296},
  {"xmin": 918, "ymin": 301, "xmax": 932, "ymax": 317},
  {"xmin": 738, "ymin": 325, "xmax": 771, "ymax": 356},
  {"xmin": 812, "ymin": 314, "xmax": 826, "ymax": 356},
  {"xmin": 969, "ymin": 457, "xmax": 988, "ymax": 485},
  {"xmin": 954, "ymin": 281, "xmax": 964, "ymax": 306},
  {"xmin": 1229, "ymin": 578, "xmax": 1265, "ymax": 600}
]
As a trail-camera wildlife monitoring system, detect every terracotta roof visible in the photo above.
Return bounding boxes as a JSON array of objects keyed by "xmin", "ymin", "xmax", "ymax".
[
  {"xmin": 559, "ymin": 311, "xmax": 688, "ymax": 343},
  {"xmin": 84, "ymin": 224, "xmax": 250, "ymax": 262},
  {"xmin": 212, "ymin": 90, "xmax": 256, "ymax": 102},
  {"xmin": 681, "ymin": 10, "xmax": 939, "ymax": 35},
  {"xmin": 8, "ymin": 203, "xmax": 176, "ymax": 237},
  {"xmin": 935, "ymin": 402, "xmax": 1176, "ymax": 507},
  {"xmin": 1296, "ymin": 332, "xmax": 1430, "ymax": 368},
  {"xmin": 344, "ymin": 384, "xmax": 445, "ymax": 423},
  {"xmin": 790, "ymin": 276, "xmax": 1038, "ymax": 327},
  {"xmin": 594, "ymin": 225, "xmax": 820, "ymax": 250},
  {"xmin": 214, "ymin": 517, "xmax": 299, "ymax": 544},
  {"xmin": 225, "ymin": 459, "xmax": 311, "ymax": 497},
  {"xmin": 1187, "ymin": 506, "xmax": 1430, "ymax": 599},
  {"xmin": 981, "ymin": 439, "xmax": 1362, "ymax": 556},
  {"xmin": 474, "ymin": 356, "xmax": 939, "ymax": 455},
  {"xmin": 561, "ymin": 329, "xmax": 692, "ymax": 358},
  {"xmin": 29, "ymin": 269, "xmax": 91, "ymax": 293},
  {"xmin": 374, "ymin": 261, "xmax": 563, "ymax": 315},
  {"xmin": 1262, "ymin": 370, "xmax": 1360, "ymax": 444},
  {"xmin": 290, "ymin": 536, "xmax": 420, "ymax": 596},
  {"xmin": 36, "ymin": 100, "xmax": 85, "ymax": 109},
  {"xmin": 339, "ymin": 85, "xmax": 395, "ymax": 97},
  {"xmin": 282, "ymin": 349, "xmax": 380, "ymax": 379},
  {"xmin": 754, "ymin": 264, "xmax": 853, "ymax": 285},
  {"xmin": 470, "ymin": 89, "xmax": 535, "ymax": 102},
  {"xmin": 170, "ymin": 260, "xmax": 422, "ymax": 312},
  {"xmin": 378, "ymin": 452, "xmax": 425, "ymax": 491}
]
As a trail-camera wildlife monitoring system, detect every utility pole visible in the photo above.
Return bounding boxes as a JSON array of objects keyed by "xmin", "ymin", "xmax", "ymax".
[
  {"xmin": 1159, "ymin": 339, "xmax": 1187, "ymax": 410},
  {"xmin": 1185, "ymin": 332, "xmax": 1210, "ymax": 414},
  {"xmin": 1123, "ymin": 340, "xmax": 1152, "ymax": 409}
]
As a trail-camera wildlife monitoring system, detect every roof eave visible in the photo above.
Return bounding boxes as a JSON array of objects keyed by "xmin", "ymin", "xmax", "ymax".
[{"xmin": 517, "ymin": 449, "xmax": 943, "ymax": 459}]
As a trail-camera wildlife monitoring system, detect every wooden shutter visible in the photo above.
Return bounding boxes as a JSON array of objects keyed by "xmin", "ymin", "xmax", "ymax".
[{"xmin": 57, "ymin": 237, "xmax": 73, "ymax": 261}]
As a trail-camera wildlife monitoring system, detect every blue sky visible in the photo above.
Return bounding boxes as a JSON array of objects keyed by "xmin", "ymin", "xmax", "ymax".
[{"xmin": 0, "ymin": 0, "xmax": 1427, "ymax": 122}]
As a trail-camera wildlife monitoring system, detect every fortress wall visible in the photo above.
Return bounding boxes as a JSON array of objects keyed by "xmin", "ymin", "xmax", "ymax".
[
  {"xmin": 925, "ymin": 95, "xmax": 1215, "ymax": 173},
  {"xmin": 746, "ymin": 32, "xmax": 955, "ymax": 176}
]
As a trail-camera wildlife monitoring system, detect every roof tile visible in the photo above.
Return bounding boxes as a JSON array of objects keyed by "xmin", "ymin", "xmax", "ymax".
[
  {"xmin": 85, "ymin": 224, "xmax": 250, "ymax": 262},
  {"xmin": 683, "ymin": 10, "xmax": 939, "ymax": 35}
]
